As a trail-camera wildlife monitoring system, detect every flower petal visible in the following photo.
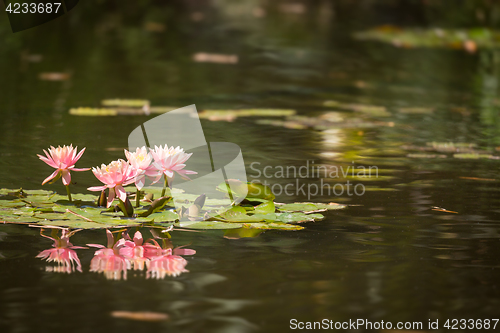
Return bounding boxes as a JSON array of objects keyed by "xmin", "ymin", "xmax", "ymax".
[
  {"xmin": 37, "ymin": 154, "xmax": 58, "ymax": 169},
  {"xmin": 74, "ymin": 147, "xmax": 86, "ymax": 163},
  {"xmin": 42, "ymin": 169, "xmax": 61, "ymax": 185},
  {"xmin": 115, "ymin": 185, "xmax": 127, "ymax": 202},
  {"xmin": 135, "ymin": 175, "xmax": 145, "ymax": 190},
  {"xmin": 87, "ymin": 186, "xmax": 107, "ymax": 191},
  {"xmin": 71, "ymin": 167, "xmax": 91, "ymax": 172},
  {"xmin": 107, "ymin": 188, "xmax": 116, "ymax": 208},
  {"xmin": 61, "ymin": 170, "xmax": 71, "ymax": 186}
]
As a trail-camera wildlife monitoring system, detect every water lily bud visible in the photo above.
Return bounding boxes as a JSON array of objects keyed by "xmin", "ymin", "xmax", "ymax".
[
  {"xmin": 98, "ymin": 190, "xmax": 107, "ymax": 207},
  {"xmin": 177, "ymin": 206, "xmax": 187, "ymax": 218},
  {"xmin": 124, "ymin": 197, "xmax": 134, "ymax": 217},
  {"xmin": 193, "ymin": 194, "xmax": 206, "ymax": 209}
]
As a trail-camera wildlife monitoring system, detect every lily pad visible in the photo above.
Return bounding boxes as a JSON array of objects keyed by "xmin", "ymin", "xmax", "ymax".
[
  {"xmin": 278, "ymin": 202, "xmax": 347, "ymax": 212},
  {"xmin": 197, "ymin": 109, "xmax": 296, "ymax": 121},
  {"xmin": 0, "ymin": 188, "xmax": 345, "ymax": 231},
  {"xmin": 101, "ymin": 99, "xmax": 149, "ymax": 107},
  {"xmin": 176, "ymin": 221, "xmax": 244, "ymax": 229},
  {"xmin": 323, "ymin": 100, "xmax": 390, "ymax": 117},
  {"xmin": 253, "ymin": 201, "xmax": 275, "ymax": 214},
  {"xmin": 277, "ymin": 213, "xmax": 324, "ymax": 223},
  {"xmin": 69, "ymin": 108, "xmax": 118, "ymax": 116},
  {"xmin": 243, "ymin": 222, "xmax": 305, "ymax": 231},
  {"xmin": 149, "ymin": 210, "xmax": 179, "ymax": 222}
]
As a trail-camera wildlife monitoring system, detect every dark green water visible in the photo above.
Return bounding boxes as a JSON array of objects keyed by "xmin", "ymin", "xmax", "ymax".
[{"xmin": 1, "ymin": 1, "xmax": 500, "ymax": 332}]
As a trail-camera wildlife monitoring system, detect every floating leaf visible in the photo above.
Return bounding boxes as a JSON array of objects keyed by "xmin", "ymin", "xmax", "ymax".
[
  {"xmin": 397, "ymin": 107, "xmax": 434, "ymax": 114},
  {"xmin": 217, "ymin": 180, "xmax": 275, "ymax": 201},
  {"xmin": 138, "ymin": 197, "xmax": 172, "ymax": 217},
  {"xmin": 453, "ymin": 153, "xmax": 498, "ymax": 159},
  {"xmin": 219, "ymin": 206, "xmax": 247, "ymax": 219},
  {"xmin": 198, "ymin": 109, "xmax": 296, "ymax": 121},
  {"xmin": 22, "ymin": 189, "xmax": 54, "ymax": 196},
  {"xmin": 353, "ymin": 26, "xmax": 500, "ymax": 51},
  {"xmin": 69, "ymin": 108, "xmax": 118, "ymax": 116},
  {"xmin": 323, "ymin": 100, "xmax": 390, "ymax": 117},
  {"xmin": 149, "ymin": 210, "xmax": 179, "ymax": 222},
  {"xmin": 176, "ymin": 221, "xmax": 243, "ymax": 229},
  {"xmin": 246, "ymin": 182, "xmax": 275, "ymax": 201},
  {"xmin": 253, "ymin": 201, "xmax": 275, "ymax": 214},
  {"xmin": 101, "ymin": 99, "xmax": 150, "ymax": 107},
  {"xmin": 278, "ymin": 203, "xmax": 318, "ymax": 212},
  {"xmin": 363, "ymin": 186, "xmax": 400, "ymax": 192},
  {"xmin": 278, "ymin": 213, "xmax": 324, "ymax": 223},
  {"xmin": 0, "ymin": 188, "xmax": 345, "ymax": 231},
  {"xmin": 244, "ymin": 222, "xmax": 305, "ymax": 230}
]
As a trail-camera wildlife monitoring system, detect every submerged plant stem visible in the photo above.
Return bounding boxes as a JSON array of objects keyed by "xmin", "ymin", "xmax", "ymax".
[
  {"xmin": 135, "ymin": 189, "xmax": 140, "ymax": 207},
  {"xmin": 65, "ymin": 185, "xmax": 72, "ymax": 202}
]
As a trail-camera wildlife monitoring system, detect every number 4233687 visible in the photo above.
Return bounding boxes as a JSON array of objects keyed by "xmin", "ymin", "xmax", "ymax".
[{"xmin": 5, "ymin": 2, "xmax": 62, "ymax": 14}]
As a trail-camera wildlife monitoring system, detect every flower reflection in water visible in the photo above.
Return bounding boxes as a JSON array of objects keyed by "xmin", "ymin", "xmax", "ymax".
[
  {"xmin": 36, "ymin": 228, "xmax": 86, "ymax": 273},
  {"xmin": 88, "ymin": 229, "xmax": 130, "ymax": 280},
  {"xmin": 144, "ymin": 239, "xmax": 196, "ymax": 279},
  {"xmin": 119, "ymin": 230, "xmax": 148, "ymax": 271},
  {"xmin": 87, "ymin": 229, "xmax": 196, "ymax": 280}
]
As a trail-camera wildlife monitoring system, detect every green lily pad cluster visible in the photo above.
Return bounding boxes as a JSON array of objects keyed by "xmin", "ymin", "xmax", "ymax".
[
  {"xmin": 402, "ymin": 142, "xmax": 500, "ymax": 160},
  {"xmin": 353, "ymin": 26, "xmax": 500, "ymax": 51},
  {"xmin": 69, "ymin": 99, "xmax": 296, "ymax": 119},
  {"xmin": 0, "ymin": 184, "xmax": 346, "ymax": 231}
]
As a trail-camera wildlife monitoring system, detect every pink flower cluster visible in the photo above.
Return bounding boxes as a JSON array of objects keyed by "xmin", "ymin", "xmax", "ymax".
[
  {"xmin": 87, "ymin": 145, "xmax": 197, "ymax": 207},
  {"xmin": 37, "ymin": 229, "xmax": 196, "ymax": 280},
  {"xmin": 38, "ymin": 144, "xmax": 197, "ymax": 208}
]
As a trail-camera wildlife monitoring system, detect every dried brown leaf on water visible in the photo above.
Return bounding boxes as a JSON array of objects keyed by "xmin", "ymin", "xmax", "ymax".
[
  {"xmin": 192, "ymin": 53, "xmax": 238, "ymax": 64},
  {"xmin": 431, "ymin": 207, "xmax": 458, "ymax": 214},
  {"xmin": 459, "ymin": 176, "xmax": 497, "ymax": 181},
  {"xmin": 144, "ymin": 22, "xmax": 166, "ymax": 32},
  {"xmin": 397, "ymin": 107, "xmax": 434, "ymax": 114},
  {"xmin": 38, "ymin": 72, "xmax": 71, "ymax": 81},
  {"xmin": 101, "ymin": 99, "xmax": 150, "ymax": 107},
  {"xmin": 111, "ymin": 311, "xmax": 169, "ymax": 322}
]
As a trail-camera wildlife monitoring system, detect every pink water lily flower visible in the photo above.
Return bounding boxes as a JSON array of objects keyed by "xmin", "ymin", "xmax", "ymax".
[
  {"xmin": 36, "ymin": 228, "xmax": 86, "ymax": 273},
  {"xmin": 37, "ymin": 145, "xmax": 90, "ymax": 185},
  {"xmin": 87, "ymin": 159, "xmax": 135, "ymax": 207},
  {"xmin": 149, "ymin": 145, "xmax": 197, "ymax": 181},
  {"xmin": 124, "ymin": 147, "xmax": 159, "ymax": 190},
  {"xmin": 88, "ymin": 229, "xmax": 130, "ymax": 280},
  {"xmin": 119, "ymin": 231, "xmax": 148, "ymax": 271}
]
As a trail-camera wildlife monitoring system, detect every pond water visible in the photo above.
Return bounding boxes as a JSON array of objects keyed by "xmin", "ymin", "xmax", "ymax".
[{"xmin": 1, "ymin": 1, "xmax": 500, "ymax": 332}]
